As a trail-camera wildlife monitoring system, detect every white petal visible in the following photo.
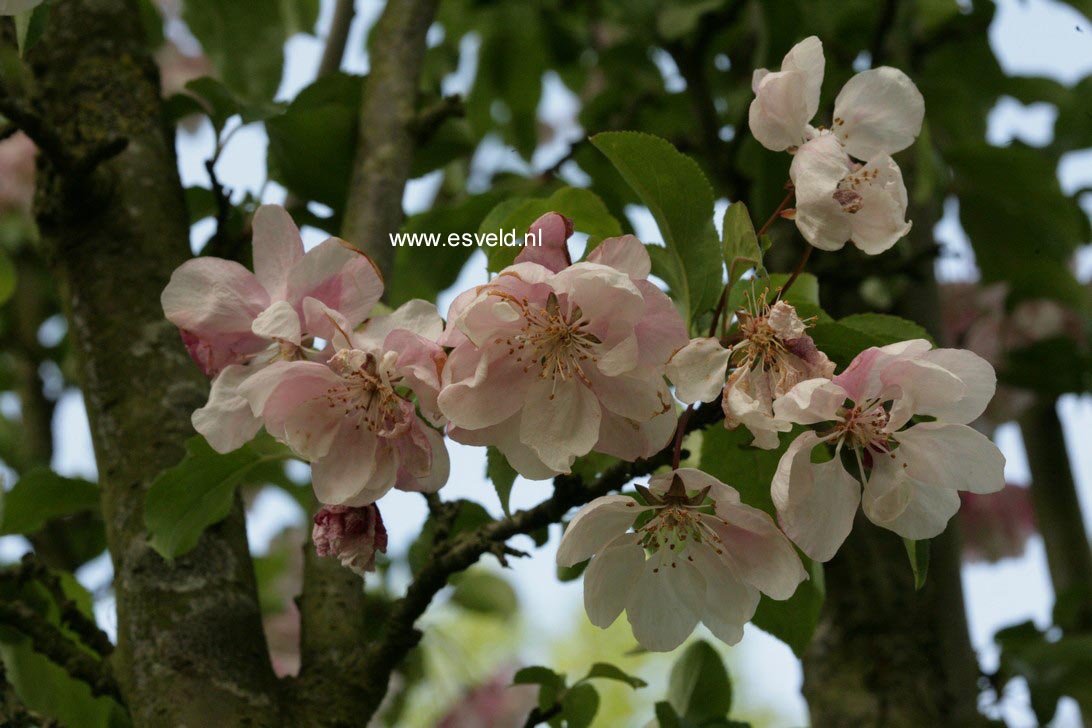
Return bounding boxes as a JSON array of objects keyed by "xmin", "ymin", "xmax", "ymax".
[
  {"xmin": 583, "ymin": 535, "xmax": 645, "ymax": 628},
  {"xmin": 773, "ymin": 378, "xmax": 847, "ymax": 425},
  {"xmin": 893, "ymin": 423, "xmax": 1006, "ymax": 495},
  {"xmin": 919, "ymin": 349, "xmax": 996, "ymax": 424},
  {"xmin": 790, "ymin": 135, "xmax": 853, "ymax": 251},
  {"xmin": 771, "ymin": 432, "xmax": 861, "ymax": 562},
  {"xmin": 520, "ymin": 378, "xmax": 602, "ymax": 473},
  {"xmin": 251, "ymin": 205, "xmax": 304, "ymax": 299},
  {"xmin": 666, "ymin": 337, "xmax": 731, "ymax": 404},
  {"xmin": 312, "ymin": 428, "xmax": 397, "ymax": 506},
  {"xmin": 862, "ymin": 448, "xmax": 960, "ymax": 540},
  {"xmin": 626, "ymin": 552, "xmax": 702, "ymax": 652},
  {"xmin": 355, "ymin": 299, "xmax": 444, "ymax": 349},
  {"xmin": 847, "ymin": 156, "xmax": 911, "ymax": 255},
  {"xmin": 747, "ymin": 37, "xmax": 825, "ymax": 152},
  {"xmin": 251, "ymin": 300, "xmax": 302, "ymax": 344},
  {"xmin": 649, "ymin": 467, "xmax": 741, "ymax": 505},
  {"xmin": 690, "ymin": 546, "xmax": 759, "ymax": 646},
  {"xmin": 556, "ymin": 495, "xmax": 645, "ymax": 567},
  {"xmin": 709, "ymin": 504, "xmax": 808, "ymax": 599},
  {"xmin": 191, "ymin": 365, "xmax": 263, "ymax": 453},
  {"xmin": 833, "ymin": 66, "xmax": 925, "ymax": 159}
]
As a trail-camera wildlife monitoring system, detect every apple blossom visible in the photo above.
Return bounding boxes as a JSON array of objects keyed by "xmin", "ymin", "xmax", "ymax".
[
  {"xmin": 240, "ymin": 299, "xmax": 449, "ymax": 506},
  {"xmin": 770, "ymin": 339, "xmax": 1005, "ymax": 561},
  {"xmin": 667, "ymin": 296, "xmax": 834, "ymax": 449},
  {"xmin": 557, "ymin": 468, "xmax": 807, "ymax": 652},
  {"xmin": 161, "ymin": 204, "xmax": 383, "ymax": 451},
  {"xmin": 438, "ymin": 214, "xmax": 687, "ymax": 478},
  {"xmin": 312, "ymin": 503, "xmax": 389, "ymax": 575},
  {"xmin": 749, "ymin": 36, "xmax": 924, "ymax": 253}
]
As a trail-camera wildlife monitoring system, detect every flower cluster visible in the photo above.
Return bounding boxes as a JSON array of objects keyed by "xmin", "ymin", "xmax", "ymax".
[
  {"xmin": 750, "ymin": 36, "xmax": 924, "ymax": 253},
  {"xmin": 161, "ymin": 37, "xmax": 1008, "ymax": 654}
]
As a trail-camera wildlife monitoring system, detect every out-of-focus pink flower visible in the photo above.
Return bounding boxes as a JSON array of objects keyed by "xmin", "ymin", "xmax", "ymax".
[
  {"xmin": 161, "ymin": 204, "xmax": 383, "ymax": 452},
  {"xmin": 959, "ymin": 485, "xmax": 1037, "ymax": 563},
  {"xmin": 0, "ymin": 133, "xmax": 36, "ymax": 216},
  {"xmin": 557, "ymin": 468, "xmax": 806, "ymax": 652},
  {"xmin": 241, "ymin": 300, "xmax": 449, "ymax": 505},
  {"xmin": 156, "ymin": 40, "xmax": 214, "ymax": 98},
  {"xmin": 436, "ymin": 667, "xmax": 537, "ymax": 728},
  {"xmin": 438, "ymin": 214, "xmax": 687, "ymax": 478},
  {"xmin": 312, "ymin": 504, "xmax": 389, "ymax": 575},
  {"xmin": 667, "ymin": 298, "xmax": 834, "ymax": 449},
  {"xmin": 771, "ymin": 340, "xmax": 1005, "ymax": 561}
]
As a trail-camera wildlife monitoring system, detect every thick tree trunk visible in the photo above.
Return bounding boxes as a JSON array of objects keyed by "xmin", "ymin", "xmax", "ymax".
[{"xmin": 28, "ymin": 1, "xmax": 279, "ymax": 724}]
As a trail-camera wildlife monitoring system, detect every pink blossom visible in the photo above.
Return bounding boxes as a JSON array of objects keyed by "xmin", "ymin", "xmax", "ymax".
[
  {"xmin": 312, "ymin": 504, "xmax": 389, "ymax": 575},
  {"xmin": 958, "ymin": 485, "xmax": 1036, "ymax": 564},
  {"xmin": 667, "ymin": 298, "xmax": 834, "ymax": 449},
  {"xmin": 770, "ymin": 340, "xmax": 1005, "ymax": 561},
  {"xmin": 557, "ymin": 468, "xmax": 806, "ymax": 651},
  {"xmin": 161, "ymin": 204, "xmax": 383, "ymax": 452},
  {"xmin": 240, "ymin": 300, "xmax": 449, "ymax": 505},
  {"xmin": 438, "ymin": 216, "xmax": 687, "ymax": 478},
  {"xmin": 436, "ymin": 668, "xmax": 537, "ymax": 728},
  {"xmin": 0, "ymin": 133, "xmax": 35, "ymax": 216}
]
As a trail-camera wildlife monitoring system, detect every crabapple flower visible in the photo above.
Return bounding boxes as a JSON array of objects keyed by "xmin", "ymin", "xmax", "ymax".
[
  {"xmin": 438, "ymin": 215, "xmax": 687, "ymax": 478},
  {"xmin": 749, "ymin": 37, "xmax": 924, "ymax": 253},
  {"xmin": 312, "ymin": 504, "xmax": 388, "ymax": 575},
  {"xmin": 667, "ymin": 298, "xmax": 834, "ymax": 449},
  {"xmin": 557, "ymin": 468, "xmax": 807, "ymax": 652},
  {"xmin": 771, "ymin": 340, "xmax": 1005, "ymax": 561},
  {"xmin": 240, "ymin": 299, "xmax": 449, "ymax": 506},
  {"xmin": 161, "ymin": 205, "xmax": 383, "ymax": 452}
]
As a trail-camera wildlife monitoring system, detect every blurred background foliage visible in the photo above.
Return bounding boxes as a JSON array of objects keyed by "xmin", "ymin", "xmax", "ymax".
[{"xmin": 0, "ymin": 0, "xmax": 1090, "ymax": 725}]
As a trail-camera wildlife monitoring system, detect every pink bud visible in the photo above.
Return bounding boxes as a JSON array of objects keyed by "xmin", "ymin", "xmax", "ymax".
[{"xmin": 312, "ymin": 504, "xmax": 388, "ymax": 575}]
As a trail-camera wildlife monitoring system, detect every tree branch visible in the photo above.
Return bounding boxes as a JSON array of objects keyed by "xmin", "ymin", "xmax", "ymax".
[
  {"xmin": 354, "ymin": 402, "xmax": 724, "ymax": 721},
  {"xmin": 318, "ymin": 0, "xmax": 356, "ymax": 77},
  {"xmin": 0, "ymin": 601, "xmax": 121, "ymax": 703},
  {"xmin": 340, "ymin": 0, "xmax": 440, "ymax": 279}
]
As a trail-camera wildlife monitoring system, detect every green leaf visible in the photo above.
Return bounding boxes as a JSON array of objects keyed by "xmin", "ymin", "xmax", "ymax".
[
  {"xmin": 14, "ymin": 3, "xmax": 49, "ymax": 56},
  {"xmin": 809, "ymin": 313, "xmax": 932, "ymax": 370},
  {"xmin": 0, "ymin": 469, "xmax": 100, "ymax": 536},
  {"xmin": 903, "ymin": 538, "xmax": 930, "ymax": 590},
  {"xmin": 668, "ymin": 640, "xmax": 732, "ymax": 722},
  {"xmin": 590, "ymin": 132, "xmax": 722, "ymax": 324},
  {"xmin": 486, "ymin": 447, "xmax": 518, "ymax": 516},
  {"xmin": 449, "ymin": 570, "xmax": 518, "ymax": 619},
  {"xmin": 144, "ymin": 435, "xmax": 293, "ymax": 559},
  {"xmin": 182, "ymin": 0, "xmax": 289, "ymax": 102},
  {"xmin": 751, "ymin": 556, "xmax": 824, "ymax": 657},
  {"xmin": 266, "ymin": 72, "xmax": 361, "ymax": 216},
  {"xmin": 561, "ymin": 682, "xmax": 600, "ymax": 728},
  {"xmin": 513, "ymin": 665, "xmax": 565, "ymax": 690},
  {"xmin": 581, "ymin": 662, "xmax": 647, "ymax": 689},
  {"xmin": 699, "ymin": 425, "xmax": 785, "ymax": 516},
  {"xmin": 279, "ymin": 0, "xmax": 320, "ymax": 35},
  {"xmin": 995, "ymin": 621, "xmax": 1092, "ymax": 724},
  {"xmin": 480, "ymin": 186, "xmax": 623, "ymax": 273},
  {"xmin": 0, "ymin": 250, "xmax": 16, "ymax": 306},
  {"xmin": 185, "ymin": 76, "xmax": 241, "ymax": 135},
  {"xmin": 721, "ymin": 201, "xmax": 762, "ymax": 280}
]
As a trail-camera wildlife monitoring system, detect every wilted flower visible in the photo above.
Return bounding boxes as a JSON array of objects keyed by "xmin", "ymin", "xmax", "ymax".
[
  {"xmin": 241, "ymin": 300, "xmax": 449, "ymax": 505},
  {"xmin": 557, "ymin": 468, "xmax": 806, "ymax": 652},
  {"xmin": 161, "ymin": 204, "xmax": 383, "ymax": 452},
  {"xmin": 667, "ymin": 297, "xmax": 834, "ymax": 448},
  {"xmin": 438, "ymin": 214, "xmax": 687, "ymax": 478},
  {"xmin": 312, "ymin": 504, "xmax": 389, "ymax": 575},
  {"xmin": 771, "ymin": 340, "xmax": 1005, "ymax": 561},
  {"xmin": 750, "ymin": 36, "xmax": 924, "ymax": 254}
]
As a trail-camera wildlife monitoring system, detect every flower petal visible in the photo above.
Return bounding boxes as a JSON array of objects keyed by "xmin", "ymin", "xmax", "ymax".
[
  {"xmin": 748, "ymin": 37, "xmax": 824, "ymax": 152},
  {"xmin": 893, "ymin": 423, "xmax": 1005, "ymax": 495},
  {"xmin": 918, "ymin": 348, "xmax": 996, "ymax": 424},
  {"xmin": 790, "ymin": 135, "xmax": 854, "ymax": 251},
  {"xmin": 710, "ymin": 501, "xmax": 808, "ymax": 599},
  {"xmin": 847, "ymin": 156, "xmax": 911, "ymax": 255},
  {"xmin": 520, "ymin": 378, "xmax": 602, "ymax": 473},
  {"xmin": 862, "ymin": 447, "xmax": 960, "ymax": 540},
  {"xmin": 626, "ymin": 552, "xmax": 702, "ymax": 652},
  {"xmin": 833, "ymin": 66, "xmax": 925, "ymax": 160},
  {"xmin": 312, "ymin": 427, "xmax": 398, "ymax": 507},
  {"xmin": 251, "ymin": 300, "xmax": 302, "ymax": 344},
  {"xmin": 583, "ymin": 534, "xmax": 645, "ymax": 628},
  {"xmin": 514, "ymin": 212, "xmax": 573, "ymax": 273},
  {"xmin": 251, "ymin": 204, "xmax": 304, "ymax": 299},
  {"xmin": 586, "ymin": 235, "xmax": 651, "ymax": 279},
  {"xmin": 666, "ymin": 337, "xmax": 731, "ymax": 404},
  {"xmin": 773, "ymin": 378, "xmax": 847, "ymax": 425},
  {"xmin": 556, "ymin": 495, "xmax": 645, "ymax": 567},
  {"xmin": 690, "ymin": 544, "xmax": 760, "ymax": 646},
  {"xmin": 287, "ymin": 237, "xmax": 384, "ymax": 325},
  {"xmin": 771, "ymin": 431, "xmax": 861, "ymax": 562},
  {"xmin": 191, "ymin": 365, "xmax": 263, "ymax": 453}
]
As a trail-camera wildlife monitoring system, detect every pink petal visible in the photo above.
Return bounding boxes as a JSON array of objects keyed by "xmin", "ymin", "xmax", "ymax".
[
  {"xmin": 287, "ymin": 237, "xmax": 384, "ymax": 325},
  {"xmin": 519, "ymin": 378, "xmax": 602, "ymax": 473},
  {"xmin": 514, "ymin": 212, "xmax": 573, "ymax": 272},
  {"xmin": 191, "ymin": 365, "xmax": 263, "ymax": 453},
  {"xmin": 585, "ymin": 235, "xmax": 651, "ymax": 279},
  {"xmin": 251, "ymin": 205, "xmax": 304, "ymax": 299}
]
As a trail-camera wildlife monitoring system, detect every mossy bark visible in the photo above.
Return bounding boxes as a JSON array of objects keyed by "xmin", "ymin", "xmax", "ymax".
[{"xmin": 27, "ymin": 1, "xmax": 279, "ymax": 724}]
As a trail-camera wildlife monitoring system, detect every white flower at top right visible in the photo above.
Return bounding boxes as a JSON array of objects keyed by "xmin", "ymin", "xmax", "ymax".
[{"xmin": 749, "ymin": 36, "xmax": 925, "ymax": 255}]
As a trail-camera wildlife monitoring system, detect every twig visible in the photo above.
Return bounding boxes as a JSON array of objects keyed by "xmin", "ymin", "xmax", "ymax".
[
  {"xmin": 353, "ymin": 402, "xmax": 724, "ymax": 720},
  {"xmin": 10, "ymin": 555, "xmax": 114, "ymax": 657},
  {"xmin": 317, "ymin": 0, "xmax": 356, "ymax": 77},
  {"xmin": 0, "ymin": 601, "xmax": 122, "ymax": 703},
  {"xmin": 412, "ymin": 95, "xmax": 465, "ymax": 141},
  {"xmin": 757, "ymin": 186, "xmax": 795, "ymax": 238},
  {"xmin": 776, "ymin": 245, "xmax": 813, "ymax": 302}
]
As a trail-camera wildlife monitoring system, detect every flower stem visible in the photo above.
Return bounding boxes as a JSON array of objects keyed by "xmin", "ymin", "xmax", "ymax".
[
  {"xmin": 757, "ymin": 186, "xmax": 795, "ymax": 238},
  {"xmin": 776, "ymin": 245, "xmax": 813, "ymax": 302}
]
